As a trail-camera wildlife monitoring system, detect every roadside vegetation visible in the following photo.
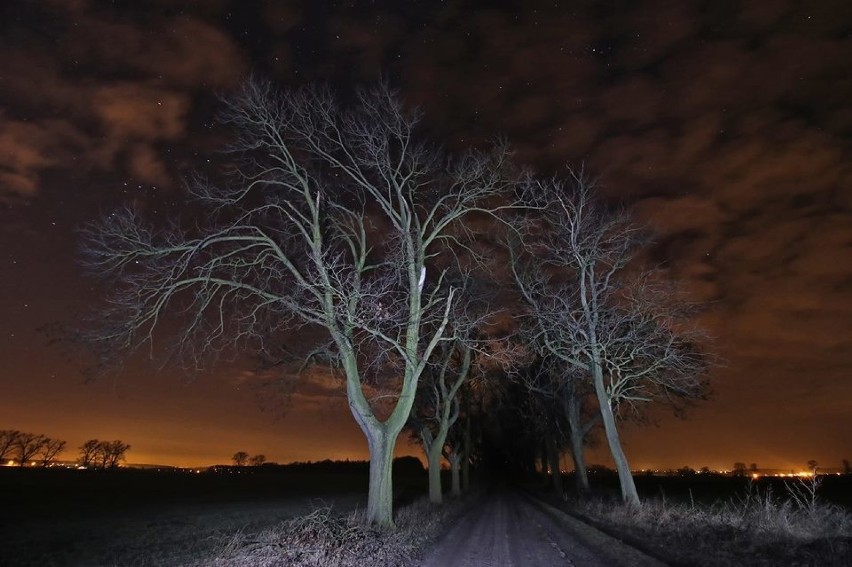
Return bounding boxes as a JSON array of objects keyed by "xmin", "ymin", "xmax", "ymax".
[
  {"xmin": 554, "ymin": 474, "xmax": 852, "ymax": 566},
  {"xmin": 198, "ymin": 491, "xmax": 476, "ymax": 567}
]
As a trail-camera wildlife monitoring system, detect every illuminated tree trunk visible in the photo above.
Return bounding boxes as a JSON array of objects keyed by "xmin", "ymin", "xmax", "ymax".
[
  {"xmin": 565, "ymin": 393, "xmax": 590, "ymax": 495},
  {"xmin": 591, "ymin": 356, "xmax": 639, "ymax": 506},
  {"xmin": 426, "ymin": 430, "xmax": 448, "ymax": 504},
  {"xmin": 567, "ymin": 428, "xmax": 590, "ymax": 495},
  {"xmin": 365, "ymin": 425, "xmax": 398, "ymax": 526},
  {"xmin": 347, "ymin": 352, "xmax": 415, "ymax": 528}
]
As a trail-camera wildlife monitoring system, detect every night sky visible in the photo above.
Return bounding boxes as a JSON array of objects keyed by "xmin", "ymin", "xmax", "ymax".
[{"xmin": 1, "ymin": 0, "xmax": 850, "ymax": 471}]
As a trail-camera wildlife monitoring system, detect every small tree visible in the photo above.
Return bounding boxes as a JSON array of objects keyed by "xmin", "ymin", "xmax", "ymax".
[
  {"xmin": 78, "ymin": 439, "xmax": 100, "ymax": 467},
  {"xmin": 442, "ymin": 423, "xmax": 465, "ymax": 497},
  {"xmin": 516, "ymin": 356, "xmax": 600, "ymax": 495},
  {"xmin": 103, "ymin": 441, "xmax": 131, "ymax": 468},
  {"xmin": 249, "ymin": 454, "xmax": 266, "ymax": 466},
  {"xmin": 807, "ymin": 460, "xmax": 819, "ymax": 474},
  {"xmin": 38, "ymin": 438, "xmax": 66, "ymax": 467},
  {"xmin": 409, "ymin": 341, "xmax": 472, "ymax": 504},
  {"xmin": 843, "ymin": 459, "xmax": 851, "ymax": 475},
  {"xmin": 89, "ymin": 440, "xmax": 131, "ymax": 468},
  {"xmin": 732, "ymin": 462, "xmax": 747, "ymax": 477},
  {"xmin": 232, "ymin": 451, "xmax": 249, "ymax": 467},
  {"xmin": 12, "ymin": 433, "xmax": 46, "ymax": 466},
  {"xmin": 0, "ymin": 430, "xmax": 20, "ymax": 463}
]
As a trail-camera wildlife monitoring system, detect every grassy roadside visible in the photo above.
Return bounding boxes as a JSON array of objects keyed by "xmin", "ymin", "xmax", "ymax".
[
  {"xmin": 192, "ymin": 492, "xmax": 478, "ymax": 567},
  {"xmin": 536, "ymin": 477, "xmax": 852, "ymax": 566}
]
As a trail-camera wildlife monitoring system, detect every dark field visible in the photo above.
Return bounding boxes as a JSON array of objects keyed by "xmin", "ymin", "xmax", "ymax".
[
  {"xmin": 4, "ymin": 466, "xmax": 850, "ymax": 567},
  {"xmin": 552, "ymin": 471, "xmax": 852, "ymax": 567},
  {"xmin": 582, "ymin": 470, "xmax": 852, "ymax": 509},
  {"xmin": 0, "ymin": 464, "xmax": 427, "ymax": 567}
]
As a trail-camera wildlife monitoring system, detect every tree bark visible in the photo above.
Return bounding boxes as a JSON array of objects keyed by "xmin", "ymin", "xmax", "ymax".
[
  {"xmin": 567, "ymin": 431, "xmax": 590, "ymax": 495},
  {"xmin": 448, "ymin": 450, "xmax": 462, "ymax": 496},
  {"xmin": 365, "ymin": 424, "xmax": 399, "ymax": 527},
  {"xmin": 426, "ymin": 437, "xmax": 446, "ymax": 504},
  {"xmin": 546, "ymin": 433, "xmax": 563, "ymax": 495},
  {"xmin": 591, "ymin": 360, "xmax": 640, "ymax": 506},
  {"xmin": 565, "ymin": 395, "xmax": 590, "ymax": 495},
  {"xmin": 462, "ymin": 415, "xmax": 471, "ymax": 491}
]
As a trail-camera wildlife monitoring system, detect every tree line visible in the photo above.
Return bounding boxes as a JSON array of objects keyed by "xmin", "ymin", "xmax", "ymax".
[
  {"xmin": 231, "ymin": 452, "xmax": 266, "ymax": 467},
  {"xmin": 78, "ymin": 439, "xmax": 132, "ymax": 469},
  {"xmin": 0, "ymin": 430, "xmax": 66, "ymax": 467},
  {"xmin": 80, "ymin": 78, "xmax": 713, "ymax": 526},
  {"xmin": 0, "ymin": 430, "xmax": 130, "ymax": 469}
]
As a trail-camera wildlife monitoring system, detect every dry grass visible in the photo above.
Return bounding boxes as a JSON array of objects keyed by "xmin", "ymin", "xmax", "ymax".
[
  {"xmin": 194, "ymin": 494, "xmax": 475, "ymax": 567},
  {"xmin": 573, "ymin": 477, "xmax": 852, "ymax": 566}
]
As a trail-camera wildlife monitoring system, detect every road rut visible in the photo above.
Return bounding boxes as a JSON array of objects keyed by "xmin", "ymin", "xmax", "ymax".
[{"xmin": 419, "ymin": 490, "xmax": 666, "ymax": 567}]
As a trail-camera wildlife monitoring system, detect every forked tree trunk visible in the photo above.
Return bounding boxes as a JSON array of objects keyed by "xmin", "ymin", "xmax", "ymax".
[{"xmin": 591, "ymin": 359, "xmax": 640, "ymax": 506}]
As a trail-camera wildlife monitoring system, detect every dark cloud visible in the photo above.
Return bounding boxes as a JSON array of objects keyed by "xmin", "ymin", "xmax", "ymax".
[
  {"xmin": 391, "ymin": 0, "xmax": 852, "ymax": 467},
  {"xmin": 0, "ymin": 2, "xmax": 246, "ymax": 202}
]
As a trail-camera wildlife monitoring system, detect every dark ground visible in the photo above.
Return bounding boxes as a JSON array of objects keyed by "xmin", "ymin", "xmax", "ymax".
[
  {"xmin": 536, "ymin": 471, "xmax": 852, "ymax": 567},
  {"xmin": 0, "ymin": 464, "xmax": 427, "ymax": 567}
]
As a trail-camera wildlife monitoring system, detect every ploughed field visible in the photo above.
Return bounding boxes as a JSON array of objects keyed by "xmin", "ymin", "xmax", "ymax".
[{"xmin": 0, "ymin": 465, "xmax": 425, "ymax": 567}]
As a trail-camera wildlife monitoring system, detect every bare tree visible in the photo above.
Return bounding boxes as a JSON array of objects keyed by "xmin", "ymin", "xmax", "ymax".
[
  {"xmin": 515, "ymin": 356, "xmax": 600, "ymax": 495},
  {"xmin": 511, "ymin": 172, "xmax": 710, "ymax": 506},
  {"xmin": 12, "ymin": 433, "xmax": 46, "ymax": 467},
  {"xmin": 81, "ymin": 80, "xmax": 515, "ymax": 526},
  {"xmin": 78, "ymin": 439, "xmax": 100, "ymax": 468},
  {"xmin": 249, "ymin": 454, "xmax": 266, "ymax": 466},
  {"xmin": 99, "ymin": 440, "xmax": 131, "ymax": 468},
  {"xmin": 232, "ymin": 451, "xmax": 249, "ymax": 467},
  {"xmin": 409, "ymin": 341, "xmax": 472, "ymax": 504},
  {"xmin": 0, "ymin": 430, "xmax": 21, "ymax": 463},
  {"xmin": 37, "ymin": 438, "xmax": 66, "ymax": 467},
  {"xmin": 410, "ymin": 273, "xmax": 512, "ymax": 504}
]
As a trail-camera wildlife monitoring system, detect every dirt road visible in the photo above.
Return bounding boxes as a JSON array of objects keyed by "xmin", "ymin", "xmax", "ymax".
[{"xmin": 419, "ymin": 490, "xmax": 666, "ymax": 567}]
